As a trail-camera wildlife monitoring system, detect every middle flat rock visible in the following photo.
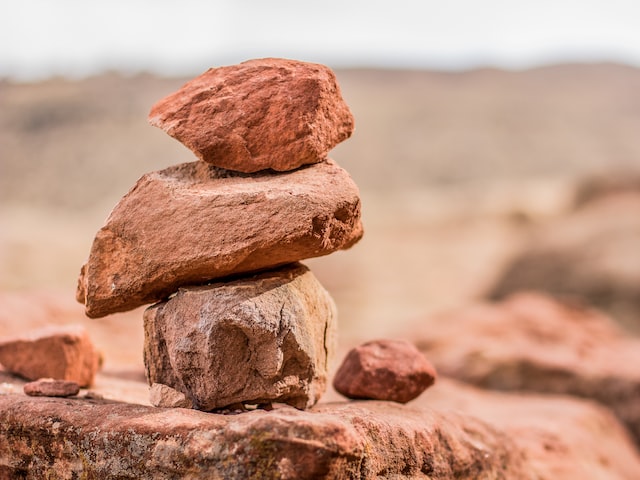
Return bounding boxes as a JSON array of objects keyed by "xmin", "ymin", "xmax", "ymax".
[
  {"xmin": 77, "ymin": 159, "xmax": 362, "ymax": 317},
  {"xmin": 143, "ymin": 263, "xmax": 337, "ymax": 411}
]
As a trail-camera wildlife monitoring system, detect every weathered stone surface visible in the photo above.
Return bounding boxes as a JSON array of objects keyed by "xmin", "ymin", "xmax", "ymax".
[
  {"xmin": 149, "ymin": 383, "xmax": 192, "ymax": 409},
  {"xmin": 2, "ymin": 378, "xmax": 640, "ymax": 479},
  {"xmin": 333, "ymin": 339, "xmax": 436, "ymax": 403},
  {"xmin": 415, "ymin": 291, "xmax": 640, "ymax": 445},
  {"xmin": 418, "ymin": 378, "xmax": 640, "ymax": 480},
  {"xmin": 148, "ymin": 58, "xmax": 354, "ymax": 173},
  {"xmin": 488, "ymin": 192, "xmax": 640, "ymax": 332},
  {"xmin": 144, "ymin": 263, "xmax": 337, "ymax": 411},
  {"xmin": 23, "ymin": 378, "xmax": 80, "ymax": 397},
  {"xmin": 77, "ymin": 159, "xmax": 363, "ymax": 318},
  {"xmin": 0, "ymin": 324, "xmax": 100, "ymax": 387}
]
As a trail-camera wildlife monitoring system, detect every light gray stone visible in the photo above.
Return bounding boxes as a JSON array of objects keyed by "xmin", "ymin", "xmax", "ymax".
[
  {"xmin": 149, "ymin": 383, "xmax": 193, "ymax": 409},
  {"xmin": 143, "ymin": 263, "xmax": 337, "ymax": 411}
]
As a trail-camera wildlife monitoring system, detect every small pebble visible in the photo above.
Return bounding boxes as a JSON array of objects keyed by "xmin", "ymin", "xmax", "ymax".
[
  {"xmin": 333, "ymin": 339, "xmax": 437, "ymax": 403},
  {"xmin": 23, "ymin": 378, "xmax": 80, "ymax": 398}
]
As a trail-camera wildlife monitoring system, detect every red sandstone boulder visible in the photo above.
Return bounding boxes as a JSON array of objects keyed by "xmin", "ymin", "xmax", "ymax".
[
  {"xmin": 0, "ymin": 324, "xmax": 100, "ymax": 387},
  {"xmin": 144, "ymin": 263, "xmax": 336, "ymax": 411},
  {"xmin": 149, "ymin": 58, "xmax": 354, "ymax": 173},
  {"xmin": 23, "ymin": 379, "xmax": 80, "ymax": 397},
  {"xmin": 414, "ymin": 291, "xmax": 640, "ymax": 445},
  {"xmin": 77, "ymin": 159, "xmax": 362, "ymax": 318},
  {"xmin": 333, "ymin": 339, "xmax": 436, "ymax": 403}
]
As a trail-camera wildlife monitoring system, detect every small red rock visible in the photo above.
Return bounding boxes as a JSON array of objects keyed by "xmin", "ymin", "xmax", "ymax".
[
  {"xmin": 0, "ymin": 325, "xmax": 101, "ymax": 387},
  {"xmin": 23, "ymin": 378, "xmax": 80, "ymax": 397},
  {"xmin": 148, "ymin": 58, "xmax": 354, "ymax": 173},
  {"xmin": 333, "ymin": 339, "xmax": 437, "ymax": 403}
]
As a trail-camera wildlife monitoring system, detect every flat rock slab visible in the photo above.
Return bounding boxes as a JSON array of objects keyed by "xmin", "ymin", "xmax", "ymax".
[
  {"xmin": 0, "ymin": 324, "xmax": 100, "ymax": 387},
  {"xmin": 417, "ymin": 378, "xmax": 640, "ymax": 480},
  {"xmin": 77, "ymin": 159, "xmax": 362, "ymax": 317},
  {"xmin": 2, "ymin": 377, "xmax": 639, "ymax": 479},
  {"xmin": 149, "ymin": 58, "xmax": 354, "ymax": 173},
  {"xmin": 144, "ymin": 263, "xmax": 337, "ymax": 410},
  {"xmin": 23, "ymin": 378, "xmax": 80, "ymax": 397},
  {"xmin": 415, "ymin": 291, "xmax": 640, "ymax": 445}
]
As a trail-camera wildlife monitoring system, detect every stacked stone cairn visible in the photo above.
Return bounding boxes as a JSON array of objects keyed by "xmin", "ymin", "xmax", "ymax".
[{"xmin": 76, "ymin": 58, "xmax": 363, "ymax": 411}]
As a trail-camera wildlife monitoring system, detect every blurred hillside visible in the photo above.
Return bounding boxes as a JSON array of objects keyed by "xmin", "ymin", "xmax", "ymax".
[
  {"xmin": 1, "ymin": 63, "xmax": 639, "ymax": 337},
  {"xmin": 3, "ymin": 64, "xmax": 640, "ymax": 210}
]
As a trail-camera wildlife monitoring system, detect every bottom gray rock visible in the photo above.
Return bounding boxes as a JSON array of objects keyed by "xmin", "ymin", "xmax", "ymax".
[{"xmin": 143, "ymin": 263, "xmax": 337, "ymax": 411}]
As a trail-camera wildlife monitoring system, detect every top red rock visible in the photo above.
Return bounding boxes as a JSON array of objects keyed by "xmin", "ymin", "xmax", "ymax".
[{"xmin": 149, "ymin": 58, "xmax": 355, "ymax": 173}]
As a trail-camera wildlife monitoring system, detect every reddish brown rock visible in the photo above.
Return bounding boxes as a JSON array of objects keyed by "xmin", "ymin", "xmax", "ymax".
[
  {"xmin": 0, "ymin": 290, "xmax": 144, "ymax": 367},
  {"xmin": 77, "ymin": 159, "xmax": 362, "ymax": 318},
  {"xmin": 415, "ymin": 291, "xmax": 640, "ymax": 445},
  {"xmin": 2, "ymin": 378, "xmax": 640, "ymax": 479},
  {"xmin": 143, "ymin": 263, "xmax": 337, "ymax": 411},
  {"xmin": 148, "ymin": 58, "xmax": 354, "ymax": 173},
  {"xmin": 23, "ymin": 378, "xmax": 80, "ymax": 397},
  {"xmin": 418, "ymin": 378, "xmax": 640, "ymax": 480},
  {"xmin": 333, "ymin": 339, "xmax": 436, "ymax": 403},
  {"xmin": 0, "ymin": 325, "xmax": 100, "ymax": 387}
]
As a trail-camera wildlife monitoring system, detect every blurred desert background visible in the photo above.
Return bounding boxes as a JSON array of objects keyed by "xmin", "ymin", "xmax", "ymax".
[{"xmin": 1, "ymin": 62, "xmax": 640, "ymax": 375}]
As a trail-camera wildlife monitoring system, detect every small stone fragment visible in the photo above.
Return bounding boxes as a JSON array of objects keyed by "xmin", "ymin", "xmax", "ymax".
[
  {"xmin": 77, "ymin": 159, "xmax": 362, "ymax": 318},
  {"xmin": 143, "ymin": 263, "xmax": 336, "ymax": 411},
  {"xmin": 82, "ymin": 390, "xmax": 104, "ymax": 400},
  {"xmin": 0, "ymin": 325, "xmax": 101, "ymax": 387},
  {"xmin": 149, "ymin": 58, "xmax": 354, "ymax": 173},
  {"xmin": 149, "ymin": 383, "xmax": 193, "ymax": 409},
  {"xmin": 333, "ymin": 339, "xmax": 437, "ymax": 403},
  {"xmin": 23, "ymin": 378, "xmax": 80, "ymax": 397}
]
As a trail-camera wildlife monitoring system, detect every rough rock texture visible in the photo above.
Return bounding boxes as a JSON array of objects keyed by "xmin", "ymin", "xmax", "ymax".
[
  {"xmin": 333, "ymin": 339, "xmax": 437, "ymax": 403},
  {"xmin": 77, "ymin": 159, "xmax": 363, "ymax": 318},
  {"xmin": 2, "ymin": 378, "xmax": 640, "ymax": 479},
  {"xmin": 149, "ymin": 383, "xmax": 192, "ymax": 408},
  {"xmin": 418, "ymin": 378, "xmax": 640, "ymax": 480},
  {"xmin": 23, "ymin": 379, "xmax": 80, "ymax": 397},
  {"xmin": 148, "ymin": 58, "xmax": 354, "ymax": 173},
  {"xmin": 0, "ymin": 325, "xmax": 100, "ymax": 387},
  {"xmin": 144, "ymin": 263, "xmax": 337, "ymax": 411},
  {"xmin": 488, "ymin": 193, "xmax": 640, "ymax": 332},
  {"xmin": 415, "ymin": 291, "xmax": 640, "ymax": 445}
]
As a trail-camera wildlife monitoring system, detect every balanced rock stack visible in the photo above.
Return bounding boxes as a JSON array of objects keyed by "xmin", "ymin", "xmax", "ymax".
[{"xmin": 76, "ymin": 58, "xmax": 363, "ymax": 411}]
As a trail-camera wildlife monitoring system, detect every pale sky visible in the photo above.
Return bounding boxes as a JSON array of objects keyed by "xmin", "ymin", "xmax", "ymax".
[{"xmin": 2, "ymin": 0, "xmax": 640, "ymax": 80}]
